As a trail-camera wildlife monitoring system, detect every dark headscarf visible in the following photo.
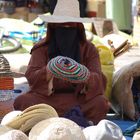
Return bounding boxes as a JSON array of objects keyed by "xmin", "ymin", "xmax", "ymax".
[{"xmin": 48, "ymin": 27, "xmax": 81, "ymax": 63}]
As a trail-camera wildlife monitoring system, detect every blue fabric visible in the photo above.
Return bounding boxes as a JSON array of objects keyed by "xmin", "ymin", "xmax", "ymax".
[
  {"xmin": 63, "ymin": 106, "xmax": 90, "ymax": 128},
  {"xmin": 63, "ymin": 108, "xmax": 137, "ymax": 140},
  {"xmin": 125, "ymin": 136, "xmax": 133, "ymax": 140},
  {"xmin": 123, "ymin": 118, "xmax": 140, "ymax": 137},
  {"xmin": 9, "ymin": 27, "xmax": 46, "ymax": 42},
  {"xmin": 111, "ymin": 119, "xmax": 136, "ymax": 140},
  {"xmin": 111, "ymin": 120, "xmax": 136, "ymax": 132}
]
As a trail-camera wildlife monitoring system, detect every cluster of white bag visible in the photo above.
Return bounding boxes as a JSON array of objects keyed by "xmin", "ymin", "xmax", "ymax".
[{"xmin": 0, "ymin": 103, "xmax": 128, "ymax": 140}]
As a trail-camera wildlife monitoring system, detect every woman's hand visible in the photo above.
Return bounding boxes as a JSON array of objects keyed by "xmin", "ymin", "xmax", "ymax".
[
  {"xmin": 46, "ymin": 66, "xmax": 54, "ymax": 96},
  {"xmin": 46, "ymin": 66, "xmax": 54, "ymax": 82},
  {"xmin": 47, "ymin": 72, "xmax": 53, "ymax": 82}
]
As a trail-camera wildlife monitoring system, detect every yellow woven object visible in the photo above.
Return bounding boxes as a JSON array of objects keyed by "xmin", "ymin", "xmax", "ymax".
[
  {"xmin": 96, "ymin": 45, "xmax": 114, "ymax": 65},
  {"xmin": 96, "ymin": 45, "xmax": 114, "ymax": 100}
]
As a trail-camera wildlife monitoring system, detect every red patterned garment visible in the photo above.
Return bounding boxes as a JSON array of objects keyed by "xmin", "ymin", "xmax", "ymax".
[{"xmin": 14, "ymin": 40, "xmax": 109, "ymax": 124}]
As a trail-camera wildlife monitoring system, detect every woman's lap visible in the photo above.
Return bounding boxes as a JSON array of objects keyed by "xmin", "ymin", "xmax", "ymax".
[{"xmin": 13, "ymin": 92, "xmax": 109, "ymax": 124}]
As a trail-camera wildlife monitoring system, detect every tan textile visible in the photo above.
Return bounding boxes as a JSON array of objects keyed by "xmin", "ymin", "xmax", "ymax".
[{"xmin": 111, "ymin": 61, "xmax": 140, "ymax": 120}]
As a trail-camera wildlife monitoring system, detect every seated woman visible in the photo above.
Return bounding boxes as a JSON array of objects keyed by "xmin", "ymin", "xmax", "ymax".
[{"xmin": 14, "ymin": 0, "xmax": 110, "ymax": 124}]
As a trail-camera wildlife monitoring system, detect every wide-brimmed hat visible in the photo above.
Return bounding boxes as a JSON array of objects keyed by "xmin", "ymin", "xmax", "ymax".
[
  {"xmin": 83, "ymin": 119, "xmax": 126, "ymax": 140},
  {"xmin": 29, "ymin": 117, "xmax": 86, "ymax": 140},
  {"xmin": 39, "ymin": 0, "xmax": 94, "ymax": 23},
  {"xmin": 47, "ymin": 56, "xmax": 90, "ymax": 83}
]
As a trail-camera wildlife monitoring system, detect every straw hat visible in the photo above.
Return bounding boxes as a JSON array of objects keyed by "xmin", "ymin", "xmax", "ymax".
[
  {"xmin": 83, "ymin": 119, "xmax": 126, "ymax": 140},
  {"xmin": 39, "ymin": 0, "xmax": 94, "ymax": 23},
  {"xmin": 47, "ymin": 56, "xmax": 90, "ymax": 83},
  {"xmin": 29, "ymin": 117, "xmax": 86, "ymax": 140}
]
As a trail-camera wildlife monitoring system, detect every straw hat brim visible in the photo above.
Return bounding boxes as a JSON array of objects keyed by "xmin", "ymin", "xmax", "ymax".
[{"xmin": 39, "ymin": 15, "xmax": 94, "ymax": 23}]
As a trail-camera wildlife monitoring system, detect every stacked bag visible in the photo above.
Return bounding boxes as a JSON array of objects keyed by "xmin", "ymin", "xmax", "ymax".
[
  {"xmin": 0, "ymin": 103, "xmax": 127, "ymax": 140},
  {"xmin": 0, "ymin": 54, "xmax": 14, "ymax": 101}
]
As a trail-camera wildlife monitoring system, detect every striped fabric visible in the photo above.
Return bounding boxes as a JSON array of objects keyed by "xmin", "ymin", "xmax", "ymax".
[{"xmin": 47, "ymin": 56, "xmax": 90, "ymax": 83}]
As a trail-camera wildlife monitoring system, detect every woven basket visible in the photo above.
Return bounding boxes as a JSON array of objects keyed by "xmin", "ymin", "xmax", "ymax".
[
  {"xmin": 0, "ymin": 54, "xmax": 14, "ymax": 100},
  {"xmin": 0, "ymin": 54, "xmax": 14, "ymax": 120}
]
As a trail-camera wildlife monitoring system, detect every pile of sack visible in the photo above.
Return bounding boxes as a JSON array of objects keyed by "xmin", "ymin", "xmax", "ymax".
[
  {"xmin": 0, "ymin": 103, "xmax": 128, "ymax": 140},
  {"xmin": 0, "ymin": 54, "xmax": 14, "ymax": 101}
]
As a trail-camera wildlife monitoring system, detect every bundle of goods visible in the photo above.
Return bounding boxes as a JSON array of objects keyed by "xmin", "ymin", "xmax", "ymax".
[
  {"xmin": 0, "ymin": 54, "xmax": 14, "ymax": 101},
  {"xmin": 0, "ymin": 103, "xmax": 128, "ymax": 140},
  {"xmin": 0, "ymin": 54, "xmax": 14, "ymax": 120}
]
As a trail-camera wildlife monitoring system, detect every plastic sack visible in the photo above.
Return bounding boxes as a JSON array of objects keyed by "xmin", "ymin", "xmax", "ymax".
[{"xmin": 96, "ymin": 45, "xmax": 114, "ymax": 100}]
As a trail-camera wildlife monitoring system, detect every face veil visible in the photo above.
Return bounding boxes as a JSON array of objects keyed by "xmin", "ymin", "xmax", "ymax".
[{"xmin": 48, "ymin": 26, "xmax": 81, "ymax": 63}]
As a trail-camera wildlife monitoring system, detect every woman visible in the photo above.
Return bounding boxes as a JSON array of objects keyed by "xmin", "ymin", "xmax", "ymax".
[{"xmin": 14, "ymin": 0, "xmax": 109, "ymax": 124}]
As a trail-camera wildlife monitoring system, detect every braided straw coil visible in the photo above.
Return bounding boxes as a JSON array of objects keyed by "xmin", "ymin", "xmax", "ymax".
[{"xmin": 47, "ymin": 56, "xmax": 90, "ymax": 83}]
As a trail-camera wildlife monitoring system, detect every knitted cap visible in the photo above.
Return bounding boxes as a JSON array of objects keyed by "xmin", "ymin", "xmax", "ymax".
[{"xmin": 47, "ymin": 56, "xmax": 90, "ymax": 83}]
